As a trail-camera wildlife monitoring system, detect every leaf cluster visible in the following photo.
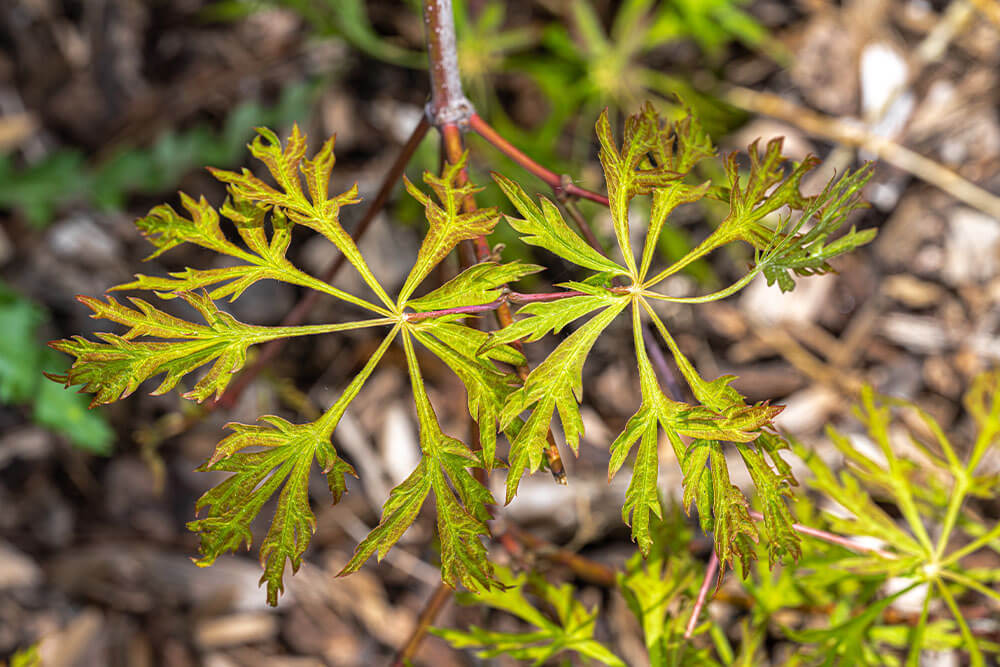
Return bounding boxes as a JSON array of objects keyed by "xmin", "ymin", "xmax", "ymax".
[{"xmin": 52, "ymin": 102, "xmax": 874, "ymax": 607}]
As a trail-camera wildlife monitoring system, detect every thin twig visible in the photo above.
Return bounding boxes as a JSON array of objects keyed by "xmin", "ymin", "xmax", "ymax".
[
  {"xmin": 685, "ymin": 551, "xmax": 719, "ymax": 639},
  {"xmin": 391, "ymin": 582, "xmax": 453, "ymax": 667},
  {"xmin": 749, "ymin": 510, "xmax": 898, "ymax": 560},
  {"xmin": 423, "ymin": 0, "xmax": 473, "ymax": 127},
  {"xmin": 724, "ymin": 86, "xmax": 1000, "ymax": 220},
  {"xmin": 500, "ymin": 524, "xmax": 618, "ymax": 587},
  {"xmin": 469, "ymin": 113, "xmax": 610, "ymax": 206}
]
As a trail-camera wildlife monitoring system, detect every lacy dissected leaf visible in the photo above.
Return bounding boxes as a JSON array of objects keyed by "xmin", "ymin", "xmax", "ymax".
[
  {"xmin": 500, "ymin": 299, "xmax": 627, "ymax": 502},
  {"xmin": 682, "ymin": 439, "xmax": 758, "ymax": 576},
  {"xmin": 756, "ymin": 163, "xmax": 876, "ymax": 293},
  {"xmin": 189, "ymin": 328, "xmax": 393, "ymax": 605},
  {"xmin": 699, "ymin": 139, "xmax": 874, "ymax": 293},
  {"xmin": 132, "ymin": 192, "xmax": 237, "ymax": 259},
  {"xmin": 406, "ymin": 260, "xmax": 542, "ymax": 312},
  {"xmin": 493, "ymin": 172, "xmax": 627, "ymax": 276},
  {"xmin": 121, "ymin": 190, "xmax": 383, "ymax": 314},
  {"xmin": 398, "ymin": 156, "xmax": 501, "ymax": 304},
  {"xmin": 619, "ymin": 512, "xmax": 704, "ymax": 665},
  {"xmin": 413, "ymin": 323, "xmax": 522, "ymax": 473},
  {"xmin": 481, "ymin": 292, "xmax": 621, "ymax": 353},
  {"xmin": 340, "ymin": 331, "xmax": 498, "ymax": 592},
  {"xmin": 736, "ymin": 434, "xmax": 800, "ymax": 565},
  {"xmin": 208, "ymin": 125, "xmax": 393, "ymax": 309},
  {"xmin": 643, "ymin": 138, "xmax": 874, "ymax": 297},
  {"xmin": 793, "ymin": 429, "xmax": 925, "ymax": 557},
  {"xmin": 51, "ymin": 291, "xmax": 389, "ymax": 405},
  {"xmin": 597, "ymin": 105, "xmax": 706, "ymax": 275},
  {"xmin": 640, "ymin": 181, "xmax": 710, "ymax": 279},
  {"xmin": 432, "ymin": 565, "xmax": 626, "ymax": 667},
  {"xmin": 640, "ymin": 302, "xmax": 794, "ymax": 570},
  {"xmin": 610, "ymin": 305, "xmax": 782, "ymax": 555}
]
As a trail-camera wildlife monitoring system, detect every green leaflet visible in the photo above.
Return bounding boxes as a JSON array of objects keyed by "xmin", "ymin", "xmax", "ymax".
[
  {"xmin": 406, "ymin": 260, "xmax": 542, "ymax": 312},
  {"xmin": 398, "ymin": 155, "xmax": 501, "ymax": 305},
  {"xmin": 189, "ymin": 326, "xmax": 395, "ymax": 606},
  {"xmin": 757, "ymin": 163, "xmax": 876, "ymax": 293},
  {"xmin": 340, "ymin": 329, "xmax": 498, "ymax": 593},
  {"xmin": 644, "ymin": 137, "xmax": 875, "ymax": 293},
  {"xmin": 596, "ymin": 107, "xmax": 686, "ymax": 277},
  {"xmin": 611, "ymin": 303, "xmax": 784, "ymax": 555},
  {"xmin": 432, "ymin": 565, "xmax": 626, "ymax": 667},
  {"xmin": 500, "ymin": 299, "xmax": 628, "ymax": 503},
  {"xmin": 51, "ymin": 291, "xmax": 392, "ymax": 404},
  {"xmin": 736, "ymin": 434, "xmax": 801, "ymax": 565},
  {"xmin": 683, "ymin": 439, "xmax": 758, "ymax": 576},
  {"xmin": 481, "ymin": 292, "xmax": 621, "ymax": 352},
  {"xmin": 493, "ymin": 172, "xmax": 627, "ymax": 276},
  {"xmin": 425, "ymin": 320, "xmax": 526, "ymax": 368},
  {"xmin": 609, "ymin": 304, "xmax": 667, "ymax": 555},
  {"xmin": 124, "ymin": 183, "xmax": 386, "ymax": 315},
  {"xmin": 413, "ymin": 323, "xmax": 519, "ymax": 472},
  {"xmin": 209, "ymin": 125, "xmax": 394, "ymax": 311}
]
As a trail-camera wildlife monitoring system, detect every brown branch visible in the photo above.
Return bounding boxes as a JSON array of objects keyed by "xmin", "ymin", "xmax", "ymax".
[
  {"xmin": 391, "ymin": 581, "xmax": 453, "ymax": 667},
  {"xmin": 500, "ymin": 524, "xmax": 618, "ymax": 587}
]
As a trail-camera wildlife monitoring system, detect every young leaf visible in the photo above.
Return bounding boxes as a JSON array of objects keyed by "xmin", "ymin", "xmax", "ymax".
[
  {"xmin": 481, "ymin": 292, "xmax": 621, "ymax": 353},
  {"xmin": 735, "ymin": 434, "xmax": 801, "ymax": 565},
  {"xmin": 340, "ymin": 330, "xmax": 498, "ymax": 592},
  {"xmin": 432, "ymin": 565, "xmax": 626, "ymax": 666},
  {"xmin": 611, "ymin": 304, "xmax": 783, "ymax": 555},
  {"xmin": 499, "ymin": 299, "xmax": 628, "ymax": 502},
  {"xmin": 642, "ymin": 138, "xmax": 874, "ymax": 295},
  {"xmin": 493, "ymin": 172, "xmax": 627, "ymax": 276},
  {"xmin": 406, "ymin": 260, "xmax": 542, "ymax": 312},
  {"xmin": 596, "ymin": 107, "xmax": 686, "ymax": 275},
  {"xmin": 120, "ymin": 190, "xmax": 385, "ymax": 314},
  {"xmin": 413, "ymin": 323, "xmax": 520, "ymax": 473},
  {"xmin": 189, "ymin": 326, "xmax": 395, "ymax": 605},
  {"xmin": 51, "ymin": 291, "xmax": 391, "ymax": 404},
  {"xmin": 683, "ymin": 439, "xmax": 758, "ymax": 576},
  {"xmin": 398, "ymin": 155, "xmax": 501, "ymax": 305},
  {"xmin": 209, "ymin": 125, "xmax": 394, "ymax": 310},
  {"xmin": 757, "ymin": 163, "xmax": 875, "ymax": 292}
]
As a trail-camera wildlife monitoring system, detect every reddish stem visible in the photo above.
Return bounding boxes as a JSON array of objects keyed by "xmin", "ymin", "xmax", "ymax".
[
  {"xmin": 685, "ymin": 551, "xmax": 719, "ymax": 639},
  {"xmin": 748, "ymin": 511, "xmax": 898, "ymax": 560},
  {"xmin": 469, "ymin": 113, "xmax": 609, "ymax": 207}
]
